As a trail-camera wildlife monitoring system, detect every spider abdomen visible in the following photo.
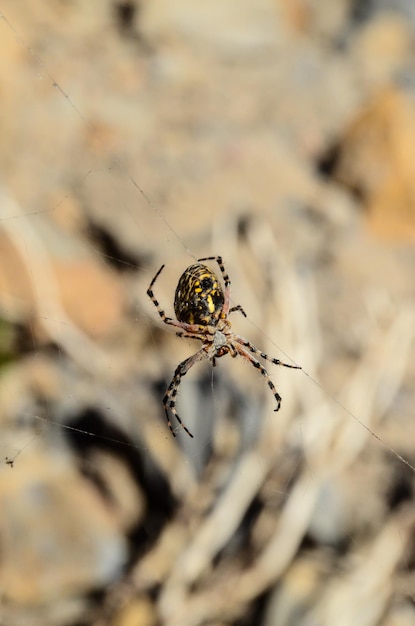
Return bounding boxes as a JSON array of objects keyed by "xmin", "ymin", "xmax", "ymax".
[{"xmin": 174, "ymin": 263, "xmax": 225, "ymax": 325}]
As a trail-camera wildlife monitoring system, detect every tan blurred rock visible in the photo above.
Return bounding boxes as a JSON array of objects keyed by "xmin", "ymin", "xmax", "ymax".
[
  {"xmin": 333, "ymin": 87, "xmax": 415, "ymax": 241},
  {"xmin": 0, "ymin": 449, "xmax": 127, "ymax": 609},
  {"xmin": 0, "ymin": 218, "xmax": 125, "ymax": 339},
  {"xmin": 112, "ymin": 597, "xmax": 156, "ymax": 626},
  {"xmin": 353, "ymin": 14, "xmax": 413, "ymax": 85}
]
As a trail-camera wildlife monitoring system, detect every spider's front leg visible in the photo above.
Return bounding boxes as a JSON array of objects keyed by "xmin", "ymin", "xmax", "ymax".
[
  {"xmin": 163, "ymin": 349, "xmax": 207, "ymax": 438},
  {"xmin": 198, "ymin": 255, "xmax": 232, "ymax": 316}
]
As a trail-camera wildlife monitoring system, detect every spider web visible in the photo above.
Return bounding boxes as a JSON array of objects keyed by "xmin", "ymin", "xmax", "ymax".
[{"xmin": 0, "ymin": 4, "xmax": 415, "ymax": 626}]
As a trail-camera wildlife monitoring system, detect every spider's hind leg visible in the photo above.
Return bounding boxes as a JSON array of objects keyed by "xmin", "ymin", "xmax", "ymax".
[
  {"xmin": 234, "ymin": 343, "xmax": 284, "ymax": 411},
  {"xmin": 235, "ymin": 337, "xmax": 301, "ymax": 370},
  {"xmin": 163, "ymin": 349, "xmax": 206, "ymax": 437}
]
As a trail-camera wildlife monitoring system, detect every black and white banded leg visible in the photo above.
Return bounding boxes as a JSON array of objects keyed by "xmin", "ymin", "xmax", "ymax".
[
  {"xmin": 234, "ymin": 343, "xmax": 288, "ymax": 411},
  {"xmin": 235, "ymin": 336, "xmax": 301, "ymax": 371},
  {"xmin": 163, "ymin": 349, "xmax": 206, "ymax": 437}
]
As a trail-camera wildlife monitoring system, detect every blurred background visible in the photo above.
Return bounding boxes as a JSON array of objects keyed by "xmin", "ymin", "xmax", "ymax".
[{"xmin": 0, "ymin": 0, "xmax": 415, "ymax": 625}]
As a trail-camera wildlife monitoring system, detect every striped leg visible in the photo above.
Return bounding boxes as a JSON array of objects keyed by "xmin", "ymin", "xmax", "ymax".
[
  {"xmin": 198, "ymin": 256, "xmax": 247, "ymax": 318},
  {"xmin": 229, "ymin": 304, "xmax": 247, "ymax": 317},
  {"xmin": 198, "ymin": 256, "xmax": 232, "ymax": 316},
  {"xmin": 234, "ymin": 343, "xmax": 283, "ymax": 411},
  {"xmin": 147, "ymin": 264, "xmax": 178, "ymax": 326},
  {"xmin": 235, "ymin": 336, "xmax": 301, "ymax": 370},
  {"xmin": 163, "ymin": 349, "xmax": 206, "ymax": 437}
]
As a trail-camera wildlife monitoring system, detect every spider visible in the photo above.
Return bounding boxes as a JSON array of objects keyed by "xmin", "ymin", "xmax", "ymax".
[{"xmin": 147, "ymin": 256, "xmax": 300, "ymax": 438}]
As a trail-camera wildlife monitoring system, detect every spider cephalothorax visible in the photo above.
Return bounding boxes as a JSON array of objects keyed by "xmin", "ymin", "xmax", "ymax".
[{"xmin": 147, "ymin": 256, "xmax": 300, "ymax": 438}]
